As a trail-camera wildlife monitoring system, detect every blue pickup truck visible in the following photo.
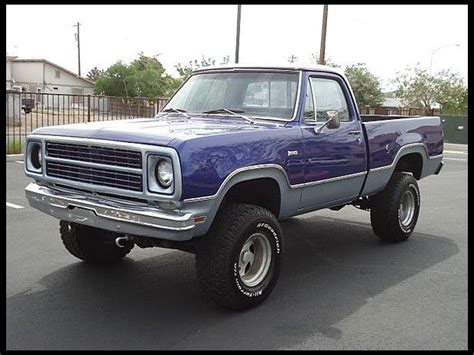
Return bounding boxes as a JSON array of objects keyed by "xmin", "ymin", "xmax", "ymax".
[{"xmin": 24, "ymin": 64, "xmax": 444, "ymax": 310}]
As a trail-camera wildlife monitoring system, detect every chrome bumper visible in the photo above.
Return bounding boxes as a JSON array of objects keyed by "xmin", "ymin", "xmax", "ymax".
[{"xmin": 25, "ymin": 183, "xmax": 195, "ymax": 241}]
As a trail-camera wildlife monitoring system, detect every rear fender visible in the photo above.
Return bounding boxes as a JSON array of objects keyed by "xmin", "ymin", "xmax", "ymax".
[{"xmin": 361, "ymin": 143, "xmax": 442, "ymax": 196}]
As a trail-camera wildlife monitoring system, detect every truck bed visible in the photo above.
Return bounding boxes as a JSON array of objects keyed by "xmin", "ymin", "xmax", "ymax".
[
  {"xmin": 361, "ymin": 114, "xmax": 419, "ymax": 122},
  {"xmin": 362, "ymin": 115, "xmax": 443, "ymax": 170},
  {"xmin": 360, "ymin": 115, "xmax": 443, "ymax": 196}
]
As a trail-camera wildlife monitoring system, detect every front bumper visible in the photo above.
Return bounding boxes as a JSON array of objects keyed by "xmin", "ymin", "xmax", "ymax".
[{"xmin": 25, "ymin": 183, "xmax": 195, "ymax": 241}]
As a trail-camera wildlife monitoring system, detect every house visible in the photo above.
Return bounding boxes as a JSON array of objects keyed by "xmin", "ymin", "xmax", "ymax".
[
  {"xmin": 379, "ymin": 97, "xmax": 405, "ymax": 115},
  {"xmin": 7, "ymin": 57, "xmax": 94, "ymax": 96},
  {"xmin": 361, "ymin": 93, "xmax": 441, "ymax": 116}
]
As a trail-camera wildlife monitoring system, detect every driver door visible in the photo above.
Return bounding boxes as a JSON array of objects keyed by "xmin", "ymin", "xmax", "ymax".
[{"xmin": 299, "ymin": 74, "xmax": 367, "ymax": 212}]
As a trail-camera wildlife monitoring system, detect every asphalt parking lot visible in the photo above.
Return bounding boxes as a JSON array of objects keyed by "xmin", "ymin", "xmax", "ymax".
[{"xmin": 6, "ymin": 150, "xmax": 467, "ymax": 350}]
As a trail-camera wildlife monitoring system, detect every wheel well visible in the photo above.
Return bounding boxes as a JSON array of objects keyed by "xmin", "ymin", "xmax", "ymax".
[
  {"xmin": 394, "ymin": 153, "xmax": 423, "ymax": 179},
  {"xmin": 220, "ymin": 178, "xmax": 281, "ymax": 217}
]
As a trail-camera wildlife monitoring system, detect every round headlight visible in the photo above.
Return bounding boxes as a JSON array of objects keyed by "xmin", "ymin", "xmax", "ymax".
[
  {"xmin": 155, "ymin": 159, "xmax": 173, "ymax": 188},
  {"xmin": 30, "ymin": 144, "xmax": 42, "ymax": 170}
]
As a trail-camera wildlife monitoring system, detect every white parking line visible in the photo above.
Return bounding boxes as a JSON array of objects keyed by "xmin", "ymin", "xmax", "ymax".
[
  {"xmin": 444, "ymin": 150, "xmax": 467, "ymax": 155},
  {"xmin": 14, "ymin": 160, "xmax": 24, "ymax": 164},
  {"xmin": 7, "ymin": 202, "xmax": 24, "ymax": 209},
  {"xmin": 444, "ymin": 158, "xmax": 467, "ymax": 162}
]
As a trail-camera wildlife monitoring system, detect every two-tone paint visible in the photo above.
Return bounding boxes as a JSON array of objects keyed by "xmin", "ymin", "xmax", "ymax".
[{"xmin": 25, "ymin": 65, "xmax": 444, "ymax": 241}]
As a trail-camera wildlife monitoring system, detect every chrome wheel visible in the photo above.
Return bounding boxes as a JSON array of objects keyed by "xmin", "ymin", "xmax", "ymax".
[
  {"xmin": 238, "ymin": 233, "xmax": 272, "ymax": 287},
  {"xmin": 399, "ymin": 190, "xmax": 416, "ymax": 227}
]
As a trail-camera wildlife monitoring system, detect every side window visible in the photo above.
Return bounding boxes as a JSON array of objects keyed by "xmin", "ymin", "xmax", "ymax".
[
  {"xmin": 310, "ymin": 77, "xmax": 351, "ymax": 122},
  {"xmin": 303, "ymin": 79, "xmax": 315, "ymax": 122}
]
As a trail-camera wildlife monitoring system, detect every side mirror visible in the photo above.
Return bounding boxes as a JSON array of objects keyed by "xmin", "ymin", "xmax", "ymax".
[
  {"xmin": 326, "ymin": 110, "xmax": 341, "ymax": 129},
  {"xmin": 315, "ymin": 110, "xmax": 341, "ymax": 134}
]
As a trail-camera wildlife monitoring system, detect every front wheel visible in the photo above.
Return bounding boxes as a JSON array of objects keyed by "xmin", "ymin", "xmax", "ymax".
[
  {"xmin": 195, "ymin": 204, "xmax": 283, "ymax": 311},
  {"xmin": 370, "ymin": 172, "xmax": 421, "ymax": 242}
]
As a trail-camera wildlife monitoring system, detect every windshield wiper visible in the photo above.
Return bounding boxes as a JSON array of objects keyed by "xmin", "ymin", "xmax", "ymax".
[
  {"xmin": 156, "ymin": 108, "xmax": 191, "ymax": 118},
  {"xmin": 202, "ymin": 108, "xmax": 254, "ymax": 124}
]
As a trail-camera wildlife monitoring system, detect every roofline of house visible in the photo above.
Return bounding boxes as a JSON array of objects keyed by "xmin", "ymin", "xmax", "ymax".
[{"xmin": 12, "ymin": 58, "xmax": 94, "ymax": 86}]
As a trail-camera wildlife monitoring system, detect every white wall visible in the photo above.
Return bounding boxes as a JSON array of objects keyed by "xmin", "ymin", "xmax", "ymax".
[
  {"xmin": 44, "ymin": 62, "xmax": 93, "ymax": 89},
  {"xmin": 6, "ymin": 58, "xmax": 13, "ymax": 89},
  {"xmin": 11, "ymin": 62, "xmax": 44, "ymax": 87},
  {"xmin": 10, "ymin": 61, "xmax": 94, "ymax": 95}
]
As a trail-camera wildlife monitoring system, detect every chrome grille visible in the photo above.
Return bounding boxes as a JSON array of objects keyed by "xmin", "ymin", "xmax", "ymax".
[
  {"xmin": 46, "ymin": 161, "xmax": 143, "ymax": 192},
  {"xmin": 46, "ymin": 142, "xmax": 142, "ymax": 169}
]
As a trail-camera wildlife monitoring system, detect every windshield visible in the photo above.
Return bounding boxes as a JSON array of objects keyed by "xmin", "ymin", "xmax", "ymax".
[{"xmin": 164, "ymin": 71, "xmax": 300, "ymax": 120}]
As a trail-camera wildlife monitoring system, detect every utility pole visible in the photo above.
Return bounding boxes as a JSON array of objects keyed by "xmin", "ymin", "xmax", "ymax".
[
  {"xmin": 235, "ymin": 5, "xmax": 241, "ymax": 64},
  {"xmin": 318, "ymin": 5, "xmax": 328, "ymax": 65},
  {"xmin": 73, "ymin": 22, "xmax": 81, "ymax": 76}
]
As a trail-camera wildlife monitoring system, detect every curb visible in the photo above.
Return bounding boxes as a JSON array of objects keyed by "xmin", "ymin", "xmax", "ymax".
[
  {"xmin": 6, "ymin": 154, "xmax": 23, "ymax": 162},
  {"xmin": 444, "ymin": 143, "xmax": 468, "ymax": 153}
]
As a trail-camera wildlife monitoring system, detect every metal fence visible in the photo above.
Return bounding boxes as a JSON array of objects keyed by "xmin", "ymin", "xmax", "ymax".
[
  {"xmin": 6, "ymin": 91, "xmax": 168, "ymax": 153},
  {"xmin": 440, "ymin": 116, "xmax": 468, "ymax": 144},
  {"xmin": 358, "ymin": 106, "xmax": 438, "ymax": 116}
]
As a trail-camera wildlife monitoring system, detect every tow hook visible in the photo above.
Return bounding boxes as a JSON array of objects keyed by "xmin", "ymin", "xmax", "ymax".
[{"xmin": 115, "ymin": 235, "xmax": 133, "ymax": 248}]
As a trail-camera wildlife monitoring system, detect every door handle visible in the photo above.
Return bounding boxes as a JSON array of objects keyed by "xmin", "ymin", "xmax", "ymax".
[{"xmin": 348, "ymin": 131, "xmax": 361, "ymax": 135}]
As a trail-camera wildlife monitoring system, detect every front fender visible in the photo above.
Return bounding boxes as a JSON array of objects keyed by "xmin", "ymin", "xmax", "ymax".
[{"xmin": 181, "ymin": 165, "xmax": 302, "ymax": 237}]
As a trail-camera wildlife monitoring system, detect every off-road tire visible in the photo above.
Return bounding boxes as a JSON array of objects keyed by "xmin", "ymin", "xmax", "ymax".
[
  {"xmin": 370, "ymin": 172, "xmax": 421, "ymax": 242},
  {"xmin": 60, "ymin": 221, "xmax": 133, "ymax": 263},
  {"xmin": 196, "ymin": 203, "xmax": 283, "ymax": 311}
]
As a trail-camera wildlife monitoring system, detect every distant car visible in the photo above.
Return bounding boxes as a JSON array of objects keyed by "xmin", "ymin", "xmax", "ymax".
[
  {"xmin": 22, "ymin": 98, "xmax": 35, "ymax": 114},
  {"xmin": 11, "ymin": 85, "xmax": 35, "ymax": 114},
  {"xmin": 23, "ymin": 64, "xmax": 444, "ymax": 311}
]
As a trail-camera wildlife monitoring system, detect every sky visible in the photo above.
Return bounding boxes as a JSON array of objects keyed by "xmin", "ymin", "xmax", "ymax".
[{"xmin": 6, "ymin": 5, "xmax": 468, "ymax": 91}]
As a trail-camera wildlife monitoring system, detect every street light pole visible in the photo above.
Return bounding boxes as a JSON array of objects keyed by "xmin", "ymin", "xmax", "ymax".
[
  {"xmin": 73, "ymin": 22, "xmax": 81, "ymax": 76},
  {"xmin": 429, "ymin": 43, "xmax": 460, "ymax": 74},
  {"xmin": 318, "ymin": 4, "xmax": 328, "ymax": 65},
  {"xmin": 235, "ymin": 5, "xmax": 242, "ymax": 64}
]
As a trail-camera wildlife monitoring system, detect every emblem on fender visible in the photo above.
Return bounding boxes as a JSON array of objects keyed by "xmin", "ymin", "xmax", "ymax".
[{"xmin": 287, "ymin": 150, "xmax": 299, "ymax": 157}]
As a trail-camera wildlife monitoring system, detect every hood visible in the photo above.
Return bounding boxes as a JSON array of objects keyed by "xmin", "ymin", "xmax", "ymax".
[{"xmin": 31, "ymin": 116, "xmax": 286, "ymax": 147}]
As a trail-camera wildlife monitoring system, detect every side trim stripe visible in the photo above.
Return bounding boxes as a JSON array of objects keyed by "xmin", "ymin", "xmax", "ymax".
[
  {"xmin": 184, "ymin": 164, "xmax": 366, "ymax": 203},
  {"xmin": 184, "ymin": 143, "xmax": 443, "ymax": 203}
]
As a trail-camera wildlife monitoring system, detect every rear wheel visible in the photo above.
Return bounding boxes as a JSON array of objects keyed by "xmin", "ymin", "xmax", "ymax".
[
  {"xmin": 370, "ymin": 172, "xmax": 421, "ymax": 242},
  {"xmin": 60, "ymin": 221, "xmax": 133, "ymax": 263},
  {"xmin": 196, "ymin": 203, "xmax": 282, "ymax": 310}
]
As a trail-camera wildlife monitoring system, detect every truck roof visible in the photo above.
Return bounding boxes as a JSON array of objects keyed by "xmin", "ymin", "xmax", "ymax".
[{"xmin": 192, "ymin": 63, "xmax": 344, "ymax": 76}]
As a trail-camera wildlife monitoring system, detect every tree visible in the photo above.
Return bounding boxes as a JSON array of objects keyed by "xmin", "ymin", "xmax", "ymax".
[
  {"xmin": 94, "ymin": 53, "xmax": 180, "ymax": 99},
  {"xmin": 394, "ymin": 66, "xmax": 467, "ymax": 115},
  {"xmin": 433, "ymin": 70, "xmax": 468, "ymax": 115},
  {"xmin": 393, "ymin": 66, "xmax": 438, "ymax": 115},
  {"xmin": 310, "ymin": 52, "xmax": 340, "ymax": 68},
  {"xmin": 344, "ymin": 63, "xmax": 384, "ymax": 108},
  {"xmin": 86, "ymin": 67, "xmax": 104, "ymax": 82},
  {"xmin": 175, "ymin": 56, "xmax": 217, "ymax": 79}
]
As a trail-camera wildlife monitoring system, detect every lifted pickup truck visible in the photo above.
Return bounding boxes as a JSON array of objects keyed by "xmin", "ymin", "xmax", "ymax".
[{"xmin": 24, "ymin": 65, "xmax": 444, "ymax": 310}]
